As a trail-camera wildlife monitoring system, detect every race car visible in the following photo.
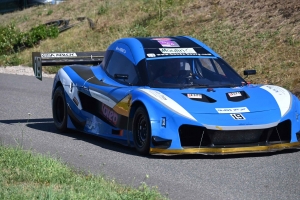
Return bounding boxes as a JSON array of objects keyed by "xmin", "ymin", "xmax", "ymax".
[{"xmin": 32, "ymin": 36, "xmax": 300, "ymax": 155}]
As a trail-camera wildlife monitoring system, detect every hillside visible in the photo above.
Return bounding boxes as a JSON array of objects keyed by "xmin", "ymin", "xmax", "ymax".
[{"xmin": 0, "ymin": 0, "xmax": 299, "ymax": 92}]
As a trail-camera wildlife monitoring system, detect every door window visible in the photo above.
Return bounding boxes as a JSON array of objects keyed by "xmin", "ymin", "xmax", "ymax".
[{"xmin": 106, "ymin": 52, "xmax": 137, "ymax": 85}]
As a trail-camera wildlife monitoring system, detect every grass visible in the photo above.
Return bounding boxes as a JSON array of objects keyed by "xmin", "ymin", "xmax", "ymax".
[
  {"xmin": 0, "ymin": 0, "xmax": 298, "ymax": 93},
  {"xmin": 0, "ymin": 145, "xmax": 166, "ymax": 200}
]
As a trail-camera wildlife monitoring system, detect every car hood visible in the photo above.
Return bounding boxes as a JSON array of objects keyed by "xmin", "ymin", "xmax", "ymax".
[{"xmin": 141, "ymin": 84, "xmax": 292, "ymax": 117}]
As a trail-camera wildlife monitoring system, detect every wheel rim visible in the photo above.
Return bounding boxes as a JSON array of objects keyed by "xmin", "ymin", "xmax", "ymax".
[
  {"xmin": 136, "ymin": 113, "xmax": 148, "ymax": 148},
  {"xmin": 55, "ymin": 96, "xmax": 65, "ymax": 123}
]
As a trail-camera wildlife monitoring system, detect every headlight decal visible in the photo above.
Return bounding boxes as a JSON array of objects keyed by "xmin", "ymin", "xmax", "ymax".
[
  {"xmin": 139, "ymin": 89, "xmax": 197, "ymax": 121},
  {"xmin": 89, "ymin": 89, "xmax": 117, "ymax": 108},
  {"xmin": 260, "ymin": 85, "xmax": 291, "ymax": 117}
]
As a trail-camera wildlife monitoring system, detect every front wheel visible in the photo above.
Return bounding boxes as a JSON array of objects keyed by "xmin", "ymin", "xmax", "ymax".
[
  {"xmin": 132, "ymin": 107, "xmax": 151, "ymax": 155},
  {"xmin": 52, "ymin": 86, "xmax": 68, "ymax": 132}
]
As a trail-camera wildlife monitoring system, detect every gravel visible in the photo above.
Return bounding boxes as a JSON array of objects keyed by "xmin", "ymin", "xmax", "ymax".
[{"xmin": 0, "ymin": 66, "xmax": 55, "ymax": 78}]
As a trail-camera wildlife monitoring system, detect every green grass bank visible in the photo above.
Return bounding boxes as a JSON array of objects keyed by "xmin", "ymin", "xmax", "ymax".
[{"xmin": 0, "ymin": 145, "xmax": 166, "ymax": 199}]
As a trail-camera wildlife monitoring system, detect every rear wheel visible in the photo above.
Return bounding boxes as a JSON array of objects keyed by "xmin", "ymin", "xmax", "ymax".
[
  {"xmin": 52, "ymin": 86, "xmax": 68, "ymax": 132},
  {"xmin": 132, "ymin": 107, "xmax": 151, "ymax": 155}
]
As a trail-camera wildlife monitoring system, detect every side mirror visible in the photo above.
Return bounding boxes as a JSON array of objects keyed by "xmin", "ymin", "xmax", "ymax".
[{"xmin": 243, "ymin": 70, "xmax": 256, "ymax": 78}]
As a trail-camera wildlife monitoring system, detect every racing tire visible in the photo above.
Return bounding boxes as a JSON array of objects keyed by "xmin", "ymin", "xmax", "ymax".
[
  {"xmin": 132, "ymin": 107, "xmax": 151, "ymax": 155},
  {"xmin": 52, "ymin": 86, "xmax": 68, "ymax": 132}
]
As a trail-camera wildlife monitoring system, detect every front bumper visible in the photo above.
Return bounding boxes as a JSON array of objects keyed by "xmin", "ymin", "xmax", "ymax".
[{"xmin": 150, "ymin": 142, "xmax": 300, "ymax": 155}]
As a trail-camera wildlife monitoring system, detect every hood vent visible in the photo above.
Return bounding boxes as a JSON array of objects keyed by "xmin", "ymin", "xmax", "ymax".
[
  {"xmin": 226, "ymin": 91, "xmax": 249, "ymax": 102},
  {"xmin": 183, "ymin": 93, "xmax": 216, "ymax": 103}
]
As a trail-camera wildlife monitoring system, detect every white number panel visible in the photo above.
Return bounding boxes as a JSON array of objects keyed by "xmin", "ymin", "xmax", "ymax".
[{"xmin": 230, "ymin": 113, "xmax": 246, "ymax": 120}]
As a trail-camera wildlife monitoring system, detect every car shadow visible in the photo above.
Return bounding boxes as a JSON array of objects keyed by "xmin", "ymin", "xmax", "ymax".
[
  {"xmin": 1, "ymin": 118, "xmax": 299, "ymax": 159},
  {"xmin": 0, "ymin": 118, "xmax": 140, "ymax": 156}
]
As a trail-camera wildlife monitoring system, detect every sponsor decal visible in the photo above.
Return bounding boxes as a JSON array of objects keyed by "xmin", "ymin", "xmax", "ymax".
[
  {"xmin": 260, "ymin": 85, "xmax": 291, "ymax": 117},
  {"xmin": 159, "ymin": 48, "xmax": 197, "ymax": 54},
  {"xmin": 155, "ymin": 53, "xmax": 202, "ymax": 56},
  {"xmin": 215, "ymin": 107, "xmax": 250, "ymax": 113},
  {"xmin": 156, "ymin": 53, "xmax": 201, "ymax": 57},
  {"xmin": 102, "ymin": 104, "xmax": 118, "ymax": 125},
  {"xmin": 228, "ymin": 92, "xmax": 242, "ymax": 97},
  {"xmin": 158, "ymin": 40, "xmax": 180, "ymax": 47},
  {"xmin": 152, "ymin": 37, "xmax": 180, "ymax": 47},
  {"xmin": 200, "ymin": 53, "xmax": 212, "ymax": 56},
  {"xmin": 34, "ymin": 57, "xmax": 42, "ymax": 79},
  {"xmin": 147, "ymin": 53, "xmax": 156, "ymax": 57},
  {"xmin": 187, "ymin": 93, "xmax": 202, "ymax": 99},
  {"xmin": 151, "ymin": 90, "xmax": 167, "ymax": 100},
  {"xmin": 263, "ymin": 85, "xmax": 285, "ymax": 94},
  {"xmin": 86, "ymin": 115, "xmax": 100, "ymax": 133},
  {"xmin": 116, "ymin": 46, "xmax": 126, "ymax": 54},
  {"xmin": 41, "ymin": 53, "xmax": 77, "ymax": 57}
]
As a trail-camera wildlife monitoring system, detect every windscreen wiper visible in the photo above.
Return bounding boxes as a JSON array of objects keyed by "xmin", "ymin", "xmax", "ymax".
[
  {"xmin": 210, "ymin": 83, "xmax": 242, "ymax": 88},
  {"xmin": 180, "ymin": 84, "xmax": 209, "ymax": 90}
]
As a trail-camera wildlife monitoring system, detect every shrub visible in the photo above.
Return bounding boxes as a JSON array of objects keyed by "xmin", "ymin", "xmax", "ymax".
[
  {"xmin": 0, "ymin": 24, "xmax": 59, "ymax": 56},
  {"xmin": 0, "ymin": 24, "xmax": 22, "ymax": 55}
]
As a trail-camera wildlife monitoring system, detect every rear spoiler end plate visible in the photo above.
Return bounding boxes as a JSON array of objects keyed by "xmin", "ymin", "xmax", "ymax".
[{"xmin": 32, "ymin": 51, "xmax": 105, "ymax": 80}]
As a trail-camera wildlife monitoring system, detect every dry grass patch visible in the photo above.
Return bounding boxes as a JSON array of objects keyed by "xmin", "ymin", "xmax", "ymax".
[{"xmin": 0, "ymin": 0, "xmax": 299, "ymax": 93}]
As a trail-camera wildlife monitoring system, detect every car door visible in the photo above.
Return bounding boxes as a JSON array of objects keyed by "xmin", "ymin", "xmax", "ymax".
[{"xmin": 92, "ymin": 43, "xmax": 138, "ymax": 131}]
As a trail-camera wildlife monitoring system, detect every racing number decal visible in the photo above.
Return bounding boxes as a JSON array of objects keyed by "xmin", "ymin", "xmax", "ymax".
[{"xmin": 230, "ymin": 113, "xmax": 245, "ymax": 120}]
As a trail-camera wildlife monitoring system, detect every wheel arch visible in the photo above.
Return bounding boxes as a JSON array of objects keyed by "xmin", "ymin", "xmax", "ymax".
[
  {"xmin": 52, "ymin": 84, "xmax": 68, "ymax": 132},
  {"xmin": 129, "ymin": 97, "xmax": 163, "ymax": 136},
  {"xmin": 129, "ymin": 98, "xmax": 162, "ymax": 121},
  {"xmin": 129, "ymin": 90, "xmax": 167, "ymax": 121},
  {"xmin": 129, "ymin": 100, "xmax": 147, "ymax": 119},
  {"xmin": 52, "ymin": 74, "xmax": 63, "ymax": 100}
]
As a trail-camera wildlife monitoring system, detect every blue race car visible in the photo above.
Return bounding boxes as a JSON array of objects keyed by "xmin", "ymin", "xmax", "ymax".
[{"xmin": 32, "ymin": 36, "xmax": 300, "ymax": 155}]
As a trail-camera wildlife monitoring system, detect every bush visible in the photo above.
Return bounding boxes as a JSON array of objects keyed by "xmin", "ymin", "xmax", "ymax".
[
  {"xmin": 0, "ymin": 24, "xmax": 22, "ymax": 55},
  {"xmin": 21, "ymin": 24, "xmax": 59, "ymax": 47},
  {"xmin": 0, "ymin": 24, "xmax": 59, "ymax": 55}
]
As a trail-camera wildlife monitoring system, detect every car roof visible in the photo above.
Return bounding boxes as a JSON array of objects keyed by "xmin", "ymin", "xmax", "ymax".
[{"xmin": 107, "ymin": 36, "xmax": 221, "ymax": 65}]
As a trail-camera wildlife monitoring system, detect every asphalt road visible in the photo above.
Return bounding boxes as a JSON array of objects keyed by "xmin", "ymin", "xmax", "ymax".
[{"xmin": 1, "ymin": 73, "xmax": 300, "ymax": 200}]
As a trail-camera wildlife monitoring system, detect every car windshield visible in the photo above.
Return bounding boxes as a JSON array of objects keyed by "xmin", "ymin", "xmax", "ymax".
[{"xmin": 147, "ymin": 57, "xmax": 246, "ymax": 88}]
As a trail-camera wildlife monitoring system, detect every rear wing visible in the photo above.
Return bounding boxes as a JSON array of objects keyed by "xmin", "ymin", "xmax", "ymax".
[{"xmin": 32, "ymin": 51, "xmax": 105, "ymax": 80}]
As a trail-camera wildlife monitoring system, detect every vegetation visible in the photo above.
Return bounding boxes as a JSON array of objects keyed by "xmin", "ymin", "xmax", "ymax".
[
  {"xmin": 0, "ymin": 145, "xmax": 166, "ymax": 199},
  {"xmin": 0, "ymin": 0, "xmax": 299, "ymax": 93},
  {"xmin": 0, "ymin": 24, "xmax": 59, "ymax": 65}
]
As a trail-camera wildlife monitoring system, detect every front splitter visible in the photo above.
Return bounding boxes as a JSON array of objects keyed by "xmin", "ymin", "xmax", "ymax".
[{"xmin": 150, "ymin": 142, "xmax": 300, "ymax": 155}]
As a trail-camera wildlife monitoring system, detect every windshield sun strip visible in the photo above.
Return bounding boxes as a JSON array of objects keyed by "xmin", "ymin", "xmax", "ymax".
[{"xmin": 145, "ymin": 56, "xmax": 217, "ymax": 61}]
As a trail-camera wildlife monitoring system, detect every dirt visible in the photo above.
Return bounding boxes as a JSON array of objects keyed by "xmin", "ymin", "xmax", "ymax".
[
  {"xmin": 219, "ymin": 0, "xmax": 300, "ymax": 38},
  {"xmin": 0, "ymin": 66, "xmax": 55, "ymax": 78}
]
